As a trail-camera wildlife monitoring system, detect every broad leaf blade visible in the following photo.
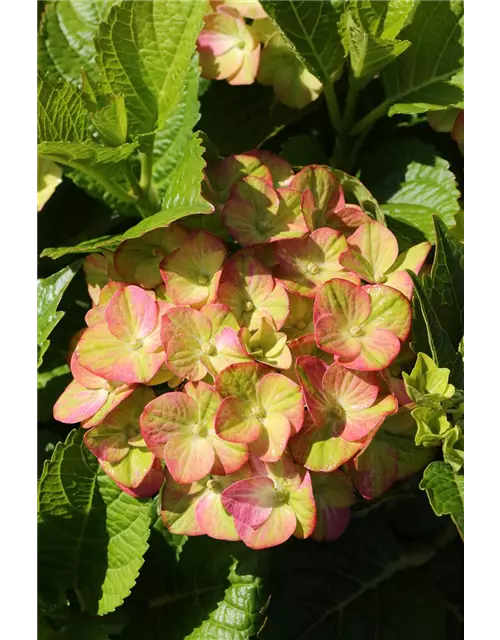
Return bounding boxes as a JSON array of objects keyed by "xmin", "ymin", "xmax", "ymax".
[
  {"xmin": 95, "ymin": 0, "xmax": 207, "ymax": 136},
  {"xmin": 38, "ymin": 430, "xmax": 152, "ymax": 615},
  {"xmin": 37, "ymin": 261, "xmax": 82, "ymax": 367},
  {"xmin": 38, "ymin": 1, "xmax": 113, "ymax": 83},
  {"xmin": 382, "ymin": 0, "xmax": 464, "ymax": 115},
  {"xmin": 264, "ymin": 0, "xmax": 346, "ymax": 82},
  {"xmin": 185, "ymin": 556, "xmax": 265, "ymax": 639},
  {"xmin": 420, "ymin": 461, "xmax": 464, "ymax": 538}
]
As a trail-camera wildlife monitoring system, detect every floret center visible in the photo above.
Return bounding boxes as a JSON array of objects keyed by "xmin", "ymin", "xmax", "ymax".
[
  {"xmin": 202, "ymin": 342, "xmax": 217, "ymax": 356},
  {"xmin": 306, "ymin": 262, "xmax": 319, "ymax": 275},
  {"xmin": 198, "ymin": 275, "xmax": 209, "ymax": 286},
  {"xmin": 349, "ymin": 324, "xmax": 362, "ymax": 337},
  {"xmin": 244, "ymin": 301, "xmax": 254, "ymax": 312},
  {"xmin": 251, "ymin": 406, "xmax": 266, "ymax": 420}
]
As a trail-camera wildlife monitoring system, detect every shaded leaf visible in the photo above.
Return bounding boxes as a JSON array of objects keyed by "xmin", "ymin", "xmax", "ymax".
[
  {"xmin": 38, "ymin": 430, "xmax": 152, "ymax": 615},
  {"xmin": 38, "ymin": 261, "xmax": 82, "ymax": 367},
  {"xmin": 420, "ymin": 461, "xmax": 463, "ymax": 538}
]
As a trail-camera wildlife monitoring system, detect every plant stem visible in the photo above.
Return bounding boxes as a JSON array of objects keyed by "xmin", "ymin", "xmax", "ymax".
[
  {"xmin": 350, "ymin": 99, "xmax": 391, "ymax": 136},
  {"xmin": 323, "ymin": 82, "xmax": 344, "ymax": 133},
  {"xmin": 137, "ymin": 148, "xmax": 160, "ymax": 217},
  {"xmin": 343, "ymin": 79, "xmax": 361, "ymax": 131}
]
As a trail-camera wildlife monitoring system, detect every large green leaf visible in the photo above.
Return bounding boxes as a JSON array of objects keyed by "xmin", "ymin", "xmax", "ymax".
[
  {"xmin": 38, "ymin": 140, "xmax": 138, "ymax": 166},
  {"xmin": 261, "ymin": 514, "xmax": 447, "ymax": 639},
  {"xmin": 37, "ymin": 262, "xmax": 82, "ymax": 367},
  {"xmin": 425, "ymin": 216, "xmax": 464, "ymax": 348},
  {"xmin": 263, "ymin": 0, "xmax": 346, "ymax": 82},
  {"xmin": 95, "ymin": 0, "xmax": 206, "ymax": 137},
  {"xmin": 41, "ymin": 201, "xmax": 213, "ymax": 259},
  {"xmin": 420, "ymin": 462, "xmax": 464, "ymax": 538},
  {"xmin": 38, "ymin": 76, "xmax": 88, "ymax": 142},
  {"xmin": 341, "ymin": 9, "xmax": 411, "ymax": 80},
  {"xmin": 408, "ymin": 273, "xmax": 463, "ymax": 389},
  {"xmin": 381, "ymin": 0, "xmax": 464, "ymax": 115},
  {"xmin": 38, "ymin": 430, "xmax": 152, "ymax": 616},
  {"xmin": 122, "ymin": 535, "xmax": 268, "ymax": 640},
  {"xmin": 349, "ymin": 0, "xmax": 415, "ymax": 39},
  {"xmin": 378, "ymin": 143, "xmax": 461, "ymax": 244},
  {"xmin": 38, "ymin": 0, "xmax": 113, "ymax": 83},
  {"xmin": 185, "ymin": 557, "xmax": 265, "ymax": 640}
]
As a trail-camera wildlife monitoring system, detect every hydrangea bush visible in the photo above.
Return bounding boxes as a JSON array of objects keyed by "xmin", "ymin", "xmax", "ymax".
[{"xmin": 37, "ymin": 1, "xmax": 463, "ymax": 636}]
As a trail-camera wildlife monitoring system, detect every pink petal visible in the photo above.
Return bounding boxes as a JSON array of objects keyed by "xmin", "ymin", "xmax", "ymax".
[
  {"xmin": 322, "ymin": 362, "xmax": 379, "ymax": 412},
  {"xmin": 221, "ymin": 476, "xmax": 275, "ymax": 526},
  {"xmin": 105, "ymin": 285, "xmax": 158, "ymax": 342},
  {"xmin": 164, "ymin": 434, "xmax": 216, "ymax": 484},
  {"xmin": 250, "ymin": 413, "xmax": 291, "ymax": 462},
  {"xmin": 236, "ymin": 503, "xmax": 297, "ymax": 549},
  {"xmin": 53, "ymin": 381, "xmax": 108, "ymax": 424}
]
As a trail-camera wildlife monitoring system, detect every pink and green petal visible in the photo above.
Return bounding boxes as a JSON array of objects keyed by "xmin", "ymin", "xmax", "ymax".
[
  {"xmin": 83, "ymin": 253, "xmax": 111, "ymax": 305},
  {"xmin": 322, "ymin": 362, "xmax": 379, "ymax": 412},
  {"xmin": 246, "ymin": 150, "xmax": 294, "ymax": 188},
  {"xmin": 338, "ymin": 247, "xmax": 376, "ymax": 282},
  {"xmin": 342, "ymin": 394, "xmax": 398, "ymax": 441},
  {"xmin": 113, "ymin": 224, "xmax": 188, "ymax": 289},
  {"xmin": 164, "ymin": 434, "xmax": 216, "ymax": 484},
  {"xmin": 282, "ymin": 293, "xmax": 314, "ymax": 341},
  {"xmin": 113, "ymin": 457, "xmax": 164, "ymax": 498},
  {"xmin": 315, "ymin": 313, "xmax": 362, "ymax": 361},
  {"xmin": 202, "ymin": 304, "xmax": 240, "ymax": 334},
  {"xmin": 140, "ymin": 392, "xmax": 198, "ymax": 458},
  {"xmin": 195, "ymin": 490, "xmax": 240, "ymax": 541},
  {"xmin": 237, "ymin": 502, "xmax": 297, "ymax": 549},
  {"xmin": 206, "ymin": 153, "xmax": 272, "ymax": 203},
  {"xmin": 289, "ymin": 414, "xmax": 365, "ymax": 472},
  {"xmin": 222, "ymin": 175, "xmax": 281, "ymax": 246},
  {"xmin": 336, "ymin": 328, "xmax": 401, "ymax": 372},
  {"xmin": 215, "ymin": 396, "xmax": 261, "ymax": 443},
  {"xmin": 215, "ymin": 361, "xmax": 268, "ymax": 400},
  {"xmin": 184, "ymin": 381, "xmax": 222, "ymax": 426},
  {"xmin": 53, "ymin": 381, "xmax": 108, "ymax": 424},
  {"xmin": 77, "ymin": 323, "xmax": 164, "ymax": 384},
  {"xmin": 347, "ymin": 437, "xmax": 398, "ymax": 500},
  {"xmin": 161, "ymin": 474, "xmax": 206, "ymax": 536},
  {"xmin": 325, "ymin": 205, "xmax": 372, "ymax": 237},
  {"xmin": 363, "ymin": 284, "xmax": 412, "ymax": 341},
  {"xmin": 105, "ymin": 285, "xmax": 158, "ymax": 342},
  {"xmin": 290, "ymin": 165, "xmax": 344, "ymax": 231},
  {"xmin": 221, "ymin": 476, "xmax": 275, "ymax": 527},
  {"xmin": 274, "ymin": 228, "xmax": 357, "ymax": 298},
  {"xmin": 257, "ymin": 372, "xmax": 304, "ymax": 433},
  {"xmin": 211, "ymin": 327, "xmax": 253, "ymax": 373},
  {"xmin": 314, "ymin": 277, "xmax": 371, "ymax": 325},
  {"xmin": 70, "ymin": 352, "xmax": 109, "ymax": 390},
  {"xmin": 99, "ymin": 447, "xmax": 155, "ymax": 489},
  {"xmin": 294, "ymin": 356, "xmax": 330, "ymax": 426},
  {"xmin": 210, "ymin": 434, "xmax": 249, "ymax": 475},
  {"xmin": 160, "ymin": 231, "xmax": 226, "ymax": 309},
  {"xmin": 346, "ymin": 222, "xmax": 399, "ymax": 280},
  {"xmin": 249, "ymin": 412, "xmax": 290, "ymax": 461},
  {"xmin": 81, "ymin": 383, "xmax": 137, "ymax": 429},
  {"xmin": 288, "ymin": 471, "xmax": 316, "ymax": 539}
]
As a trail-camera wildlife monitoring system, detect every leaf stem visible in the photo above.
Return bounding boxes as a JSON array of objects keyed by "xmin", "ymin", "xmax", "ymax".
[
  {"xmin": 138, "ymin": 149, "xmax": 160, "ymax": 216},
  {"xmin": 350, "ymin": 99, "xmax": 391, "ymax": 136},
  {"xmin": 323, "ymin": 82, "xmax": 344, "ymax": 133}
]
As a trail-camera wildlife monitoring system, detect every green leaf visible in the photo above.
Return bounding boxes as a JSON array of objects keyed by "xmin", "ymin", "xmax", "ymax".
[
  {"xmin": 349, "ymin": 0, "xmax": 416, "ymax": 39},
  {"xmin": 379, "ymin": 143, "xmax": 461, "ymax": 244},
  {"xmin": 341, "ymin": 10, "xmax": 411, "ymax": 81},
  {"xmin": 123, "ymin": 536, "xmax": 268, "ymax": 640},
  {"xmin": 91, "ymin": 95, "xmax": 128, "ymax": 147},
  {"xmin": 261, "ymin": 514, "xmax": 447, "ymax": 639},
  {"xmin": 381, "ymin": 0, "xmax": 464, "ymax": 115},
  {"xmin": 95, "ymin": 0, "xmax": 207, "ymax": 137},
  {"xmin": 425, "ymin": 216, "xmax": 464, "ymax": 347},
  {"xmin": 160, "ymin": 133, "xmax": 208, "ymax": 210},
  {"xmin": 403, "ymin": 352, "xmax": 455, "ymax": 407},
  {"xmin": 41, "ymin": 235, "xmax": 122, "ymax": 260},
  {"xmin": 185, "ymin": 556, "xmax": 265, "ymax": 640},
  {"xmin": 263, "ymin": 1, "xmax": 346, "ymax": 82},
  {"xmin": 412, "ymin": 407, "xmax": 453, "ymax": 448},
  {"xmin": 408, "ymin": 272, "xmax": 463, "ymax": 388},
  {"xmin": 420, "ymin": 461, "xmax": 463, "ymax": 538},
  {"xmin": 151, "ymin": 56, "xmax": 201, "ymax": 192},
  {"xmin": 38, "ymin": 0, "xmax": 114, "ymax": 83},
  {"xmin": 38, "ymin": 430, "xmax": 152, "ymax": 615},
  {"xmin": 37, "ymin": 262, "xmax": 82, "ymax": 367},
  {"xmin": 38, "ymin": 76, "xmax": 88, "ymax": 143},
  {"xmin": 38, "ymin": 140, "xmax": 138, "ymax": 166},
  {"xmin": 333, "ymin": 169, "xmax": 385, "ymax": 224}
]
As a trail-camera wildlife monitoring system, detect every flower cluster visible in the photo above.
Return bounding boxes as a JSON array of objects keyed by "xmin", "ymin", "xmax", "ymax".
[
  {"xmin": 54, "ymin": 150, "xmax": 431, "ymax": 549},
  {"xmin": 197, "ymin": 0, "xmax": 322, "ymax": 109}
]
